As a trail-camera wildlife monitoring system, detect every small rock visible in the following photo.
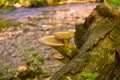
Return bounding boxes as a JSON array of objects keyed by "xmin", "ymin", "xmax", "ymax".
[
  {"xmin": 45, "ymin": 31, "xmax": 50, "ymax": 35},
  {"xmin": 26, "ymin": 32, "xmax": 35, "ymax": 36}
]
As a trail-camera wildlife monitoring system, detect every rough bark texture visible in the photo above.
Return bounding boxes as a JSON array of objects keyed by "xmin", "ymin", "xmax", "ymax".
[{"xmin": 51, "ymin": 3, "xmax": 120, "ymax": 80}]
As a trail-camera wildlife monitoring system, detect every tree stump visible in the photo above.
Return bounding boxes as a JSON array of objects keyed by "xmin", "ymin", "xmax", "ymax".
[{"xmin": 51, "ymin": 3, "xmax": 120, "ymax": 80}]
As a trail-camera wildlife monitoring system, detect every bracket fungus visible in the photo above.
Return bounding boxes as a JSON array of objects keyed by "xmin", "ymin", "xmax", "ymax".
[
  {"xmin": 54, "ymin": 31, "xmax": 76, "ymax": 58},
  {"xmin": 51, "ymin": 52, "xmax": 69, "ymax": 64},
  {"xmin": 38, "ymin": 36, "xmax": 67, "ymax": 58},
  {"xmin": 38, "ymin": 36, "xmax": 64, "ymax": 46},
  {"xmin": 54, "ymin": 31, "xmax": 75, "ymax": 40},
  {"xmin": 38, "ymin": 31, "xmax": 77, "ymax": 63}
]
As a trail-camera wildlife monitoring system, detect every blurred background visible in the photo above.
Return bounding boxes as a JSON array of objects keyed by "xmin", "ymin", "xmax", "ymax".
[{"xmin": 0, "ymin": 0, "xmax": 103, "ymax": 8}]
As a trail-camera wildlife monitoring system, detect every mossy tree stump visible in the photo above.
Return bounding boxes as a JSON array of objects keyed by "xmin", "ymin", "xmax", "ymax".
[{"xmin": 51, "ymin": 3, "xmax": 120, "ymax": 80}]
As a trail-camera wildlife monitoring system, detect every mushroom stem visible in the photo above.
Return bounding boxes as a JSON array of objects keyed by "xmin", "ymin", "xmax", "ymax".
[
  {"xmin": 63, "ymin": 39, "xmax": 77, "ymax": 59},
  {"xmin": 50, "ymin": 38, "xmax": 77, "ymax": 59},
  {"xmin": 64, "ymin": 39, "xmax": 70, "ymax": 48},
  {"xmin": 53, "ymin": 31, "xmax": 77, "ymax": 59}
]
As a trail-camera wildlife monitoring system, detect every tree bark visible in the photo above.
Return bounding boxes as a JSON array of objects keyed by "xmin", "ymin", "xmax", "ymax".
[{"xmin": 51, "ymin": 3, "xmax": 120, "ymax": 80}]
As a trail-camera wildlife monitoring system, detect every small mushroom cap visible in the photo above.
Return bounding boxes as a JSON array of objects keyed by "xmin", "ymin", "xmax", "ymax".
[
  {"xmin": 54, "ymin": 31, "xmax": 74, "ymax": 40},
  {"xmin": 51, "ymin": 52, "xmax": 64, "ymax": 59},
  {"xmin": 38, "ymin": 36, "xmax": 64, "ymax": 46}
]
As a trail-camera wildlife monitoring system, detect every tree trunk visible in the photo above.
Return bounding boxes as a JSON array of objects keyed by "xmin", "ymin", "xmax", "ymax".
[{"xmin": 51, "ymin": 3, "xmax": 120, "ymax": 80}]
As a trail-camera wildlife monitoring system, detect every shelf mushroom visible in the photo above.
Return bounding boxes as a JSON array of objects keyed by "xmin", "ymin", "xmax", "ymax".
[
  {"xmin": 38, "ymin": 36, "xmax": 64, "ymax": 47},
  {"xmin": 51, "ymin": 52, "xmax": 69, "ymax": 64},
  {"xmin": 54, "ymin": 31, "xmax": 76, "ymax": 58},
  {"xmin": 38, "ymin": 31, "xmax": 77, "ymax": 61},
  {"xmin": 54, "ymin": 31, "xmax": 75, "ymax": 40},
  {"xmin": 38, "ymin": 36, "xmax": 70, "ymax": 59}
]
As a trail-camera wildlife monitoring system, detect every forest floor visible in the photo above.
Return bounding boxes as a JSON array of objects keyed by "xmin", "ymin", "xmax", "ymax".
[{"xmin": 0, "ymin": 3, "xmax": 97, "ymax": 77}]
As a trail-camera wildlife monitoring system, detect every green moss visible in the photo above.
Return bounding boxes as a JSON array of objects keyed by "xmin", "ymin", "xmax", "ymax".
[
  {"xmin": 73, "ymin": 35, "xmax": 116, "ymax": 80},
  {"xmin": 0, "ymin": 18, "xmax": 20, "ymax": 32},
  {"xmin": 63, "ymin": 34, "xmax": 116, "ymax": 80}
]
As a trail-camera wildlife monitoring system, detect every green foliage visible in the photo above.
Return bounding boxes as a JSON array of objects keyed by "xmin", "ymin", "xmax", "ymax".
[
  {"xmin": 0, "ymin": 0, "xmax": 46, "ymax": 8},
  {"xmin": 0, "ymin": 0, "xmax": 15, "ymax": 8},
  {"xmin": 0, "ymin": 47, "xmax": 50, "ymax": 80},
  {"xmin": 0, "ymin": 18, "xmax": 20, "ymax": 32},
  {"xmin": 104, "ymin": 0, "xmax": 120, "ymax": 9},
  {"xmin": 65, "ymin": 72, "xmax": 100, "ymax": 80},
  {"xmin": 0, "ymin": 0, "xmax": 5, "ymax": 7},
  {"xmin": 30, "ymin": 0, "xmax": 46, "ymax": 7},
  {"xmin": 16, "ymin": 47, "xmax": 51, "ymax": 80},
  {"xmin": 80, "ymin": 72, "xmax": 100, "ymax": 80},
  {"xmin": 0, "ymin": 69, "xmax": 16, "ymax": 80},
  {"xmin": 0, "ymin": 0, "xmax": 84, "ymax": 8},
  {"xmin": 9, "ymin": 0, "xmax": 19, "ymax": 3}
]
